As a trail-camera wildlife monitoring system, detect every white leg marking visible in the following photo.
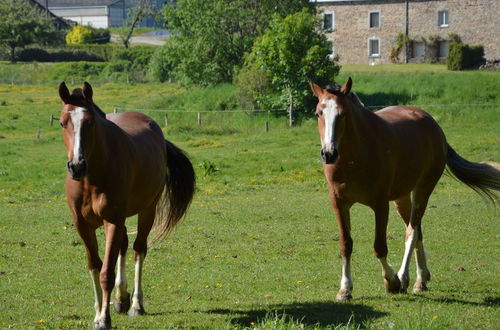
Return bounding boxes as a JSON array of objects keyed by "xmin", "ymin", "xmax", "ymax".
[
  {"xmin": 70, "ymin": 107, "xmax": 86, "ymax": 164},
  {"xmin": 379, "ymin": 257, "xmax": 396, "ymax": 281},
  {"xmin": 89, "ymin": 269, "xmax": 102, "ymax": 324},
  {"xmin": 115, "ymin": 253, "xmax": 128, "ymax": 302},
  {"xmin": 397, "ymin": 227, "xmax": 417, "ymax": 290},
  {"xmin": 413, "ymin": 240, "xmax": 430, "ymax": 292},
  {"xmin": 340, "ymin": 256, "xmax": 352, "ymax": 291},
  {"xmin": 131, "ymin": 253, "xmax": 145, "ymax": 313}
]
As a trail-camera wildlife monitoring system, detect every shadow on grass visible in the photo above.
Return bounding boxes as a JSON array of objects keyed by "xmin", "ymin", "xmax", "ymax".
[
  {"xmin": 207, "ymin": 301, "xmax": 388, "ymax": 327},
  {"xmin": 355, "ymin": 92, "xmax": 413, "ymax": 109}
]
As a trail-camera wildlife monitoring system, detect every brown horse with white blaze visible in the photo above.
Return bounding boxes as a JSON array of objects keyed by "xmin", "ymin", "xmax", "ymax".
[
  {"xmin": 58, "ymin": 82, "xmax": 195, "ymax": 329},
  {"xmin": 310, "ymin": 78, "xmax": 500, "ymax": 301}
]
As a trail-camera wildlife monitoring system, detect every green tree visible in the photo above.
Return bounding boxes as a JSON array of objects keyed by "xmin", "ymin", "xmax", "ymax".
[
  {"xmin": 0, "ymin": 0, "xmax": 62, "ymax": 62},
  {"xmin": 118, "ymin": 0, "xmax": 160, "ymax": 48},
  {"xmin": 161, "ymin": 0, "xmax": 313, "ymax": 85},
  {"xmin": 241, "ymin": 9, "xmax": 340, "ymax": 112}
]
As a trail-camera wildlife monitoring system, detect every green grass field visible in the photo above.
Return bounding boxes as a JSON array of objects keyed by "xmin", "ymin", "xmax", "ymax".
[{"xmin": 0, "ymin": 65, "xmax": 499, "ymax": 329}]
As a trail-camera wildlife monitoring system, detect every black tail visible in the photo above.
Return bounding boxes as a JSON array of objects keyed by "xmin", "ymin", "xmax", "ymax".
[
  {"xmin": 446, "ymin": 144, "xmax": 500, "ymax": 203},
  {"xmin": 153, "ymin": 139, "xmax": 196, "ymax": 241}
]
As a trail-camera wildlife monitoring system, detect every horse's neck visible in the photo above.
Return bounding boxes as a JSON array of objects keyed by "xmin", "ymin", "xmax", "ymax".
[{"xmin": 341, "ymin": 100, "xmax": 379, "ymax": 155}]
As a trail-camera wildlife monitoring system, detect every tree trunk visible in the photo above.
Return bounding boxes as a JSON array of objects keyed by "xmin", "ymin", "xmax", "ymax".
[{"xmin": 9, "ymin": 44, "xmax": 16, "ymax": 63}]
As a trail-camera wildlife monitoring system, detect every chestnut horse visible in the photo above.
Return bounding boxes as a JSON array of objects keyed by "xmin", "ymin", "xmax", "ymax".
[
  {"xmin": 310, "ymin": 78, "xmax": 500, "ymax": 302},
  {"xmin": 58, "ymin": 82, "xmax": 195, "ymax": 329}
]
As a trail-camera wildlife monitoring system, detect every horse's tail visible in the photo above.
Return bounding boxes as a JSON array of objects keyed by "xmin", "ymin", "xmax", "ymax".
[
  {"xmin": 153, "ymin": 139, "xmax": 196, "ymax": 241},
  {"xmin": 446, "ymin": 144, "xmax": 500, "ymax": 203}
]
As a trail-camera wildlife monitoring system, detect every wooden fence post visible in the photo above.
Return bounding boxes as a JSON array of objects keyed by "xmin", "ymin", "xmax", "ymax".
[
  {"xmin": 265, "ymin": 120, "xmax": 269, "ymax": 132},
  {"xmin": 164, "ymin": 113, "xmax": 168, "ymax": 128},
  {"xmin": 197, "ymin": 112, "xmax": 201, "ymax": 125}
]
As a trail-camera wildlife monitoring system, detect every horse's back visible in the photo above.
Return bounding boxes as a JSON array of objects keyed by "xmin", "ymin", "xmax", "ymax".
[
  {"xmin": 374, "ymin": 106, "xmax": 447, "ymax": 198},
  {"xmin": 106, "ymin": 112, "xmax": 163, "ymax": 137},
  {"xmin": 105, "ymin": 112, "xmax": 166, "ymax": 214}
]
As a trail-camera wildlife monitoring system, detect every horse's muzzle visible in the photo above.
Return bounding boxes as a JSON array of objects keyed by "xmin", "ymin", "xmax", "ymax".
[
  {"xmin": 320, "ymin": 148, "xmax": 338, "ymax": 164},
  {"xmin": 67, "ymin": 160, "xmax": 87, "ymax": 180}
]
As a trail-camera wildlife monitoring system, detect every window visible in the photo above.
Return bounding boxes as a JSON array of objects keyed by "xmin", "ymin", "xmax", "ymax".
[
  {"xmin": 323, "ymin": 12, "xmax": 334, "ymax": 32},
  {"xmin": 369, "ymin": 11, "xmax": 380, "ymax": 28},
  {"xmin": 438, "ymin": 10, "xmax": 449, "ymax": 27},
  {"xmin": 438, "ymin": 41, "xmax": 449, "ymax": 57},
  {"xmin": 368, "ymin": 38, "xmax": 380, "ymax": 57},
  {"xmin": 413, "ymin": 42, "xmax": 425, "ymax": 57}
]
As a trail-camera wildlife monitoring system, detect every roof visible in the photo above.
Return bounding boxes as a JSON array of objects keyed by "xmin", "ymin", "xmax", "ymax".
[{"xmin": 33, "ymin": 0, "xmax": 122, "ymax": 7}]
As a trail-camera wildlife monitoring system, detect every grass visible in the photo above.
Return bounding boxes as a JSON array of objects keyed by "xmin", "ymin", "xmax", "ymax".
[{"xmin": 0, "ymin": 65, "xmax": 499, "ymax": 329}]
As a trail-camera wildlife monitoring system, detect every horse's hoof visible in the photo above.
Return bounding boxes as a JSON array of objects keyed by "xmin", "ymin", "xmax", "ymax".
[
  {"xmin": 114, "ymin": 294, "xmax": 131, "ymax": 314},
  {"xmin": 335, "ymin": 289, "xmax": 352, "ymax": 302},
  {"xmin": 384, "ymin": 276, "xmax": 402, "ymax": 294},
  {"xmin": 413, "ymin": 281, "xmax": 428, "ymax": 293},
  {"xmin": 128, "ymin": 307, "xmax": 145, "ymax": 317},
  {"xmin": 94, "ymin": 321, "xmax": 110, "ymax": 330}
]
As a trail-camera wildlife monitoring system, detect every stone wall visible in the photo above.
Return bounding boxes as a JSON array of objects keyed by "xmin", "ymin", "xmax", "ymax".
[{"xmin": 317, "ymin": 0, "xmax": 499, "ymax": 64}]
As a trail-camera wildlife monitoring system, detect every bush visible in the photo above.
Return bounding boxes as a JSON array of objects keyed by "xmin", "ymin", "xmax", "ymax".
[
  {"xmin": 16, "ymin": 47, "xmax": 105, "ymax": 62},
  {"xmin": 66, "ymin": 25, "xmax": 111, "ymax": 45},
  {"xmin": 66, "ymin": 25, "xmax": 94, "ymax": 45},
  {"xmin": 104, "ymin": 46, "xmax": 156, "ymax": 82},
  {"xmin": 66, "ymin": 44, "xmax": 119, "ymax": 61},
  {"xmin": 148, "ymin": 47, "xmax": 173, "ymax": 82},
  {"xmin": 447, "ymin": 43, "xmax": 485, "ymax": 70},
  {"xmin": 50, "ymin": 62, "xmax": 107, "ymax": 81}
]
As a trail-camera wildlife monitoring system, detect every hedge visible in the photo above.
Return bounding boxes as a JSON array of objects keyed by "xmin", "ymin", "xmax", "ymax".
[{"xmin": 447, "ymin": 43, "xmax": 485, "ymax": 70}]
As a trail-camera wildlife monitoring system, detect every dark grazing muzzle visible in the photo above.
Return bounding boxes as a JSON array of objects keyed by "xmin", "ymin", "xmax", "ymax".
[
  {"xmin": 320, "ymin": 148, "xmax": 338, "ymax": 164},
  {"xmin": 67, "ymin": 160, "xmax": 87, "ymax": 180}
]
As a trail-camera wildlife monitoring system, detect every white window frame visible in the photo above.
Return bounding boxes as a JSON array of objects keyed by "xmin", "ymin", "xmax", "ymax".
[
  {"xmin": 323, "ymin": 12, "xmax": 335, "ymax": 32},
  {"xmin": 438, "ymin": 10, "xmax": 449, "ymax": 28},
  {"xmin": 368, "ymin": 37, "xmax": 380, "ymax": 58},
  {"xmin": 369, "ymin": 11, "xmax": 381, "ymax": 29}
]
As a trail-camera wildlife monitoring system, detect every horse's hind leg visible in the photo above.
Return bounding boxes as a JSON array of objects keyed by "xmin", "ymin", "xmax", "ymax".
[
  {"xmin": 129, "ymin": 205, "xmax": 155, "ymax": 316},
  {"xmin": 114, "ymin": 228, "xmax": 131, "ymax": 313},
  {"xmin": 373, "ymin": 201, "xmax": 401, "ymax": 293},
  {"xmin": 396, "ymin": 187, "xmax": 433, "ymax": 293}
]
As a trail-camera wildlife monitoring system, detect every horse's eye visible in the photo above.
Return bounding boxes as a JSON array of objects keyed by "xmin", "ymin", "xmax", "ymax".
[
  {"xmin": 59, "ymin": 122, "xmax": 65, "ymax": 128},
  {"xmin": 316, "ymin": 110, "xmax": 323, "ymax": 118}
]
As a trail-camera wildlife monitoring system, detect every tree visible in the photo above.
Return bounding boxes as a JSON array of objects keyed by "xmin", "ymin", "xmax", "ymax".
[
  {"xmin": 118, "ymin": 0, "xmax": 160, "ymax": 48},
  {"xmin": 0, "ymin": 0, "xmax": 62, "ymax": 62},
  {"xmin": 241, "ymin": 9, "xmax": 340, "ymax": 112},
  {"xmin": 161, "ymin": 0, "xmax": 313, "ymax": 86}
]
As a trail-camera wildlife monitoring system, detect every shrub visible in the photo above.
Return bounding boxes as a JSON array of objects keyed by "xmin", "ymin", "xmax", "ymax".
[
  {"xmin": 50, "ymin": 62, "xmax": 107, "ymax": 81},
  {"xmin": 447, "ymin": 43, "xmax": 485, "ymax": 70},
  {"xmin": 66, "ymin": 25, "xmax": 94, "ymax": 45},
  {"xmin": 66, "ymin": 25, "xmax": 111, "ymax": 45},
  {"xmin": 148, "ymin": 47, "xmax": 173, "ymax": 82},
  {"xmin": 66, "ymin": 44, "xmax": 119, "ymax": 61},
  {"xmin": 16, "ymin": 47, "xmax": 104, "ymax": 62}
]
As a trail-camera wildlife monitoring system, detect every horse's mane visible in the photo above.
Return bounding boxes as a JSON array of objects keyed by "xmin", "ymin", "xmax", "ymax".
[
  {"xmin": 71, "ymin": 88, "xmax": 106, "ymax": 118},
  {"xmin": 325, "ymin": 82, "xmax": 367, "ymax": 110}
]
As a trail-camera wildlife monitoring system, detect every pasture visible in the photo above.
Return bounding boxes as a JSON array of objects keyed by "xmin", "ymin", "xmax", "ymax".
[{"xmin": 0, "ymin": 65, "xmax": 499, "ymax": 329}]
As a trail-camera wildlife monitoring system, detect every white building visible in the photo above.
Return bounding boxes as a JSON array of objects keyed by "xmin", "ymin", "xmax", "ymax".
[{"xmin": 34, "ymin": 0, "xmax": 166, "ymax": 28}]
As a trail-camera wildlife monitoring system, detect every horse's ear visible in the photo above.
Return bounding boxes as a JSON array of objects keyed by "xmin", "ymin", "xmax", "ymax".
[
  {"xmin": 82, "ymin": 81, "xmax": 93, "ymax": 102},
  {"xmin": 309, "ymin": 82, "xmax": 323, "ymax": 98},
  {"xmin": 340, "ymin": 77, "xmax": 352, "ymax": 95},
  {"xmin": 59, "ymin": 82, "xmax": 71, "ymax": 104}
]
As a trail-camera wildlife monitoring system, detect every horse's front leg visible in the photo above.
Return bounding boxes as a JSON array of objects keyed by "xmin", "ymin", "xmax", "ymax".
[
  {"xmin": 331, "ymin": 198, "xmax": 353, "ymax": 302},
  {"xmin": 95, "ymin": 220, "xmax": 125, "ymax": 330},
  {"xmin": 72, "ymin": 216, "xmax": 103, "ymax": 327},
  {"xmin": 373, "ymin": 201, "xmax": 401, "ymax": 293},
  {"xmin": 114, "ymin": 229, "xmax": 131, "ymax": 314}
]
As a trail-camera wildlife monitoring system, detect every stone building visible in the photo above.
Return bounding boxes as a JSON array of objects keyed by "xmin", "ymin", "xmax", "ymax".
[{"xmin": 312, "ymin": 0, "xmax": 499, "ymax": 64}]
